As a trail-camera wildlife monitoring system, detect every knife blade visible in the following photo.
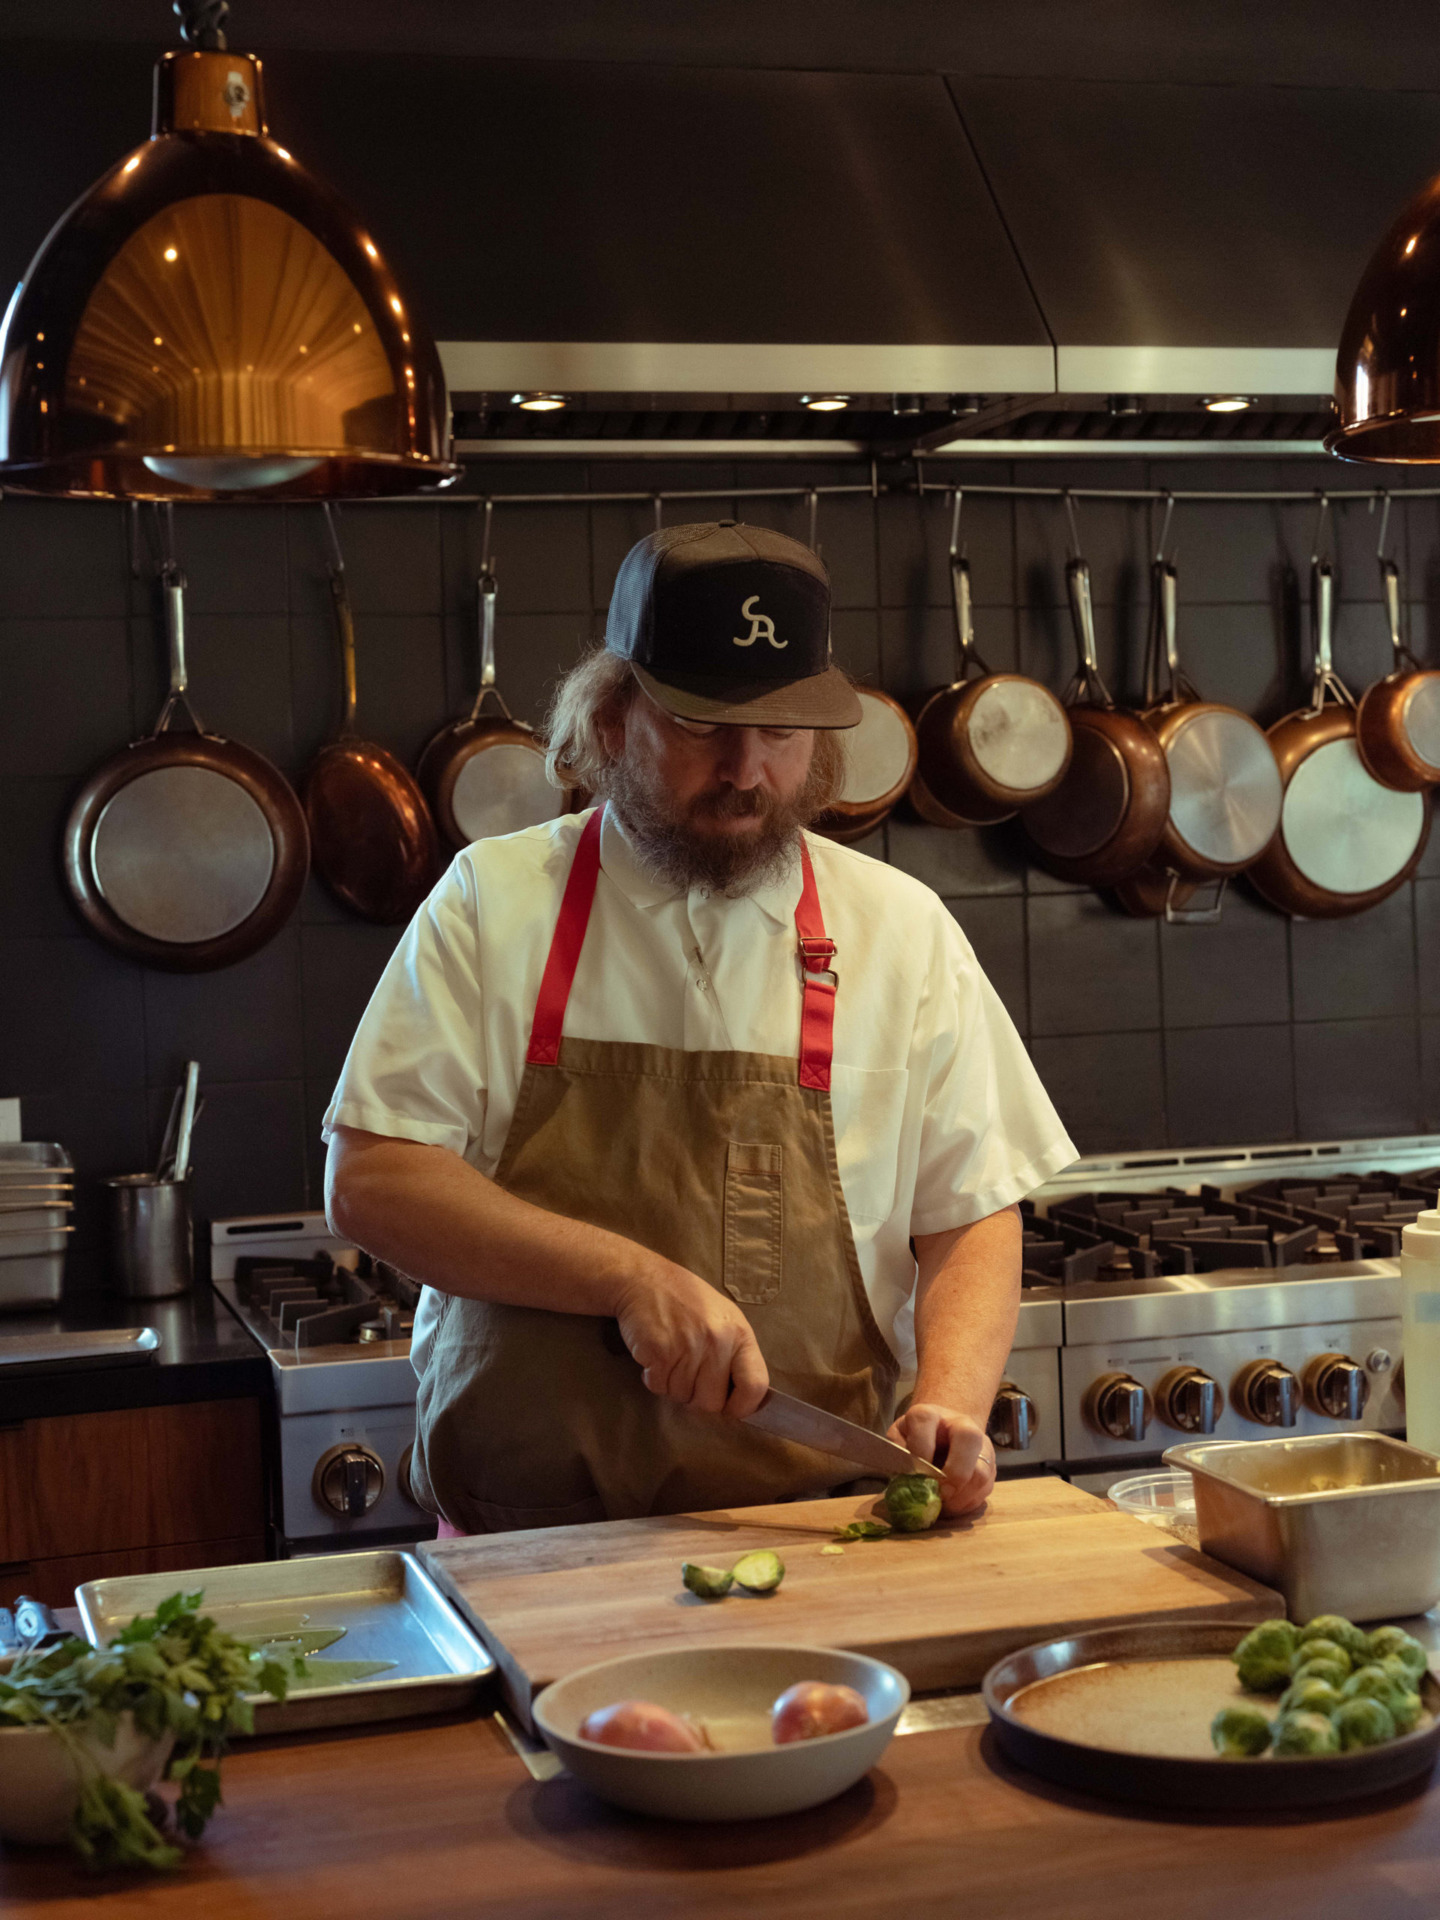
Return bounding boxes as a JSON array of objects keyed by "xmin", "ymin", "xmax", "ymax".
[{"xmin": 742, "ymin": 1388, "xmax": 933, "ymax": 1480}]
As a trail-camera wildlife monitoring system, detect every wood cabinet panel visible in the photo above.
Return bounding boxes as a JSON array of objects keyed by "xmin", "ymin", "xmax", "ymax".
[
  {"xmin": 0, "ymin": 1535, "xmax": 267, "ymax": 1611},
  {"xmin": 2, "ymin": 1398, "xmax": 264, "ymax": 1563}
]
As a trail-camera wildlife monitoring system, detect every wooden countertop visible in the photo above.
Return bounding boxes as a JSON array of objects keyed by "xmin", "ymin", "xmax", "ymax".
[{"xmin": 3, "ymin": 1705, "xmax": 1439, "ymax": 1918}]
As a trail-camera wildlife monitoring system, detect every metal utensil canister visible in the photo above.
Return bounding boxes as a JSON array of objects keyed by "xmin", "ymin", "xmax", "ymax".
[{"xmin": 103, "ymin": 1174, "xmax": 193, "ymax": 1299}]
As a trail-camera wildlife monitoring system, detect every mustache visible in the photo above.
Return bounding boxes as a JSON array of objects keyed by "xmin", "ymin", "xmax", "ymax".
[{"xmin": 685, "ymin": 786, "xmax": 772, "ymax": 820}]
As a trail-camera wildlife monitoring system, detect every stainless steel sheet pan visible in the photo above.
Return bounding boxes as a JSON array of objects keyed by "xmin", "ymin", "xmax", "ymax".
[{"xmin": 77, "ymin": 1549, "xmax": 495, "ymax": 1734}]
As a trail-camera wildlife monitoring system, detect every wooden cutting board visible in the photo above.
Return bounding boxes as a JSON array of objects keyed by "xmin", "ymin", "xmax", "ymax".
[{"xmin": 421, "ymin": 1477, "xmax": 1281, "ymax": 1730}]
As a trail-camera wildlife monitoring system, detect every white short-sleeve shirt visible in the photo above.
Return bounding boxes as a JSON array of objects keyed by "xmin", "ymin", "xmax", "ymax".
[{"xmin": 323, "ymin": 807, "xmax": 1076, "ymax": 1385}]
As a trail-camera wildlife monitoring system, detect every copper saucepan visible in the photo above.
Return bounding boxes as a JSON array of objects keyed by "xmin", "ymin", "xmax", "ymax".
[
  {"xmin": 302, "ymin": 507, "xmax": 439, "ymax": 924},
  {"xmin": 1115, "ymin": 557, "xmax": 1283, "ymax": 923},
  {"xmin": 1019, "ymin": 554, "xmax": 1171, "ymax": 889},
  {"xmin": 417, "ymin": 540, "xmax": 571, "ymax": 850},
  {"xmin": 1248, "ymin": 559, "xmax": 1429, "ymax": 919},
  {"xmin": 64, "ymin": 542, "xmax": 308, "ymax": 972},
  {"xmin": 910, "ymin": 534, "xmax": 1072, "ymax": 829},
  {"xmin": 1356, "ymin": 552, "xmax": 1440, "ymax": 792}
]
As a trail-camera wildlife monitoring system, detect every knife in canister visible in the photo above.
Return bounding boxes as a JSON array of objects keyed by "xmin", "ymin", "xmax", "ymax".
[{"xmin": 741, "ymin": 1388, "xmax": 934, "ymax": 1479}]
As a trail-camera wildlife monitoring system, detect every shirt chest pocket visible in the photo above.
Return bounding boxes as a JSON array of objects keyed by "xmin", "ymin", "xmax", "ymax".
[{"xmin": 828, "ymin": 1065, "xmax": 910, "ymax": 1228}]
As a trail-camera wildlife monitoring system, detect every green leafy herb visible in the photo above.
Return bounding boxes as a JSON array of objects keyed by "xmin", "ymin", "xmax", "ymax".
[
  {"xmin": 0, "ymin": 1590, "xmax": 291, "ymax": 1871},
  {"xmin": 832, "ymin": 1520, "xmax": 893, "ymax": 1541}
]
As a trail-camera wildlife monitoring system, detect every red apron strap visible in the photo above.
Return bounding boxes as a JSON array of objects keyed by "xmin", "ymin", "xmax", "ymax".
[
  {"xmin": 526, "ymin": 810, "xmax": 604, "ymax": 1066},
  {"xmin": 795, "ymin": 835, "xmax": 837, "ymax": 1092}
]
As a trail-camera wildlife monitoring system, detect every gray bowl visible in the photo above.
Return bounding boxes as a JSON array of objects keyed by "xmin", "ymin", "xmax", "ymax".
[{"xmin": 532, "ymin": 1642, "xmax": 908, "ymax": 1821}]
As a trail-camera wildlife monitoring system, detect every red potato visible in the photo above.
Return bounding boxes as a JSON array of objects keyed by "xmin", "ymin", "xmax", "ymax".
[
  {"xmin": 771, "ymin": 1681, "xmax": 869, "ymax": 1745},
  {"xmin": 577, "ymin": 1700, "xmax": 706, "ymax": 1752}
]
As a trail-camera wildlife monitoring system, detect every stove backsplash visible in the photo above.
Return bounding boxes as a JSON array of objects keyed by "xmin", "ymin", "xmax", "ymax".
[{"xmin": 2, "ymin": 456, "xmax": 1440, "ymax": 1285}]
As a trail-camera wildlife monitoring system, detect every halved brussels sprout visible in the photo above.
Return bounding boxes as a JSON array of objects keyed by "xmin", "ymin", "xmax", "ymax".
[{"xmin": 731, "ymin": 1550, "xmax": 785, "ymax": 1593}]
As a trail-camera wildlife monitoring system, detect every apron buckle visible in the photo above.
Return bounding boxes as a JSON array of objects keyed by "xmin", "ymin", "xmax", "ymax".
[{"xmin": 798, "ymin": 935, "xmax": 838, "ymax": 990}]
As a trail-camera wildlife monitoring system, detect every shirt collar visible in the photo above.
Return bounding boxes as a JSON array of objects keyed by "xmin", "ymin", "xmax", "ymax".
[{"xmin": 597, "ymin": 804, "xmax": 803, "ymax": 929}]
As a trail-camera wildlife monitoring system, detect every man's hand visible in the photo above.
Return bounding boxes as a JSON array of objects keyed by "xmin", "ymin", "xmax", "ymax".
[
  {"xmin": 613, "ymin": 1262, "xmax": 770, "ymax": 1418},
  {"xmin": 888, "ymin": 1403, "xmax": 995, "ymax": 1516}
]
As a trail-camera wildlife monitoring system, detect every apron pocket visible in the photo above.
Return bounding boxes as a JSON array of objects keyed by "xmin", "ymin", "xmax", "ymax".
[{"xmin": 723, "ymin": 1140, "xmax": 784, "ymax": 1304}]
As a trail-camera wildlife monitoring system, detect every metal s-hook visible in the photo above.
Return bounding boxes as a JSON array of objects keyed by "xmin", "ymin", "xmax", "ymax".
[
  {"xmin": 1153, "ymin": 489, "xmax": 1176, "ymax": 566},
  {"xmin": 653, "ymin": 493, "xmax": 664, "ymax": 534},
  {"xmin": 321, "ymin": 500, "xmax": 345, "ymax": 580},
  {"xmin": 1063, "ymin": 489, "xmax": 1082, "ymax": 562},
  {"xmin": 1375, "ymin": 488, "xmax": 1395, "ymax": 564},
  {"xmin": 948, "ymin": 488, "xmax": 964, "ymax": 561},
  {"xmin": 1309, "ymin": 491, "xmax": 1334, "ymax": 569},
  {"xmin": 807, "ymin": 488, "xmax": 820, "ymax": 558},
  {"xmin": 479, "ymin": 496, "xmax": 495, "ymax": 575}
]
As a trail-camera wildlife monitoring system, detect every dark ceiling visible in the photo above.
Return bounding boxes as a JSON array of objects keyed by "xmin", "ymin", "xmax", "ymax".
[{"xmin": 3, "ymin": 0, "xmax": 1440, "ymax": 89}]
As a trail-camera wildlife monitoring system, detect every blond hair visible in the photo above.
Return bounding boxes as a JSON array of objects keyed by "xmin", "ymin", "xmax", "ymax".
[{"xmin": 543, "ymin": 646, "xmax": 848, "ymax": 808}]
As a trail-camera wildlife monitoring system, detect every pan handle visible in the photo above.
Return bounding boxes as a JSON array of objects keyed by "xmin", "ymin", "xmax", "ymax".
[
  {"xmin": 1309, "ymin": 559, "xmax": 1355, "ymax": 713},
  {"xmin": 468, "ymin": 570, "xmax": 513, "ymax": 722},
  {"xmin": 1380, "ymin": 558, "xmax": 1416, "ymax": 673},
  {"xmin": 949, "ymin": 556, "xmax": 992, "ymax": 681},
  {"xmin": 1164, "ymin": 873, "xmax": 1227, "ymax": 927},
  {"xmin": 1143, "ymin": 560, "xmax": 1198, "ymax": 708},
  {"xmin": 1065, "ymin": 557, "xmax": 1115, "ymax": 708},
  {"xmin": 152, "ymin": 562, "xmax": 206, "ymax": 736}
]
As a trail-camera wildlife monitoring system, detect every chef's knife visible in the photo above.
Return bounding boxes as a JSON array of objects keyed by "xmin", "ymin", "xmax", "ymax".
[{"xmin": 742, "ymin": 1387, "xmax": 934, "ymax": 1479}]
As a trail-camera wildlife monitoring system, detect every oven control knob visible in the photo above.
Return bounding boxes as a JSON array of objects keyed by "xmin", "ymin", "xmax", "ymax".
[
  {"xmin": 1086, "ymin": 1373, "xmax": 1152, "ymax": 1442},
  {"xmin": 988, "ymin": 1383, "xmax": 1037, "ymax": 1452},
  {"xmin": 1157, "ymin": 1366, "xmax": 1222, "ymax": 1434},
  {"xmin": 314, "ymin": 1443, "xmax": 385, "ymax": 1518},
  {"xmin": 1234, "ymin": 1359, "xmax": 1299, "ymax": 1428},
  {"xmin": 1304, "ymin": 1353, "xmax": 1371, "ymax": 1422}
]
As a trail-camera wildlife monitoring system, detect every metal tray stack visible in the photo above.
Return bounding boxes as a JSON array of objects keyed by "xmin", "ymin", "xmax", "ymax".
[{"xmin": 0, "ymin": 1144, "xmax": 74, "ymax": 1311}]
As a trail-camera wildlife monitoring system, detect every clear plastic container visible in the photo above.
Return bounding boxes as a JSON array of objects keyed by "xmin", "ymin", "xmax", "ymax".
[{"xmin": 1107, "ymin": 1470, "xmax": 1197, "ymax": 1539}]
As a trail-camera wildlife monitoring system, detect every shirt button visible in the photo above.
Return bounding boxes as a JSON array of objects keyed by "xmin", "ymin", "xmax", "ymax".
[{"xmin": 695, "ymin": 976, "xmax": 711, "ymax": 992}]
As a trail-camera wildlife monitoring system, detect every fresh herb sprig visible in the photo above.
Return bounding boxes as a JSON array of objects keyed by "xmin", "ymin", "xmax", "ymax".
[{"xmin": 0, "ymin": 1590, "xmax": 294, "ymax": 1871}]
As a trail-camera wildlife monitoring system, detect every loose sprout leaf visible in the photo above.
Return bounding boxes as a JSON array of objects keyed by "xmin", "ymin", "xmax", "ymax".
[{"xmin": 832, "ymin": 1521, "xmax": 892, "ymax": 1541}]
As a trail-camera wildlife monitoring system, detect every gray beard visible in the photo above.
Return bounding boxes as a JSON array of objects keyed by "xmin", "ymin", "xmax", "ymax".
[{"xmin": 605, "ymin": 749, "xmax": 831, "ymax": 895}]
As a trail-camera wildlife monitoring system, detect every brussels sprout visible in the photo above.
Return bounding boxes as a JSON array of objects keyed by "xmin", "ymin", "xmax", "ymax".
[
  {"xmin": 1341, "ymin": 1664, "xmax": 1405, "ymax": 1712},
  {"xmin": 1234, "ymin": 1621, "xmax": 1300, "ymax": 1693},
  {"xmin": 1271, "ymin": 1710, "xmax": 1341, "ymax": 1756},
  {"xmin": 1377, "ymin": 1653, "xmax": 1419, "ymax": 1692},
  {"xmin": 681, "ymin": 1562, "xmax": 735, "ymax": 1600},
  {"xmin": 1210, "ymin": 1703, "xmax": 1272, "ymax": 1756},
  {"xmin": 1278, "ymin": 1677, "xmax": 1343, "ymax": 1718},
  {"xmin": 1332, "ymin": 1695, "xmax": 1396, "ymax": 1751},
  {"xmin": 1367, "ymin": 1626, "xmax": 1429, "ymax": 1678},
  {"xmin": 1291, "ymin": 1654, "xmax": 1351, "ymax": 1691},
  {"xmin": 1390, "ymin": 1689, "xmax": 1424, "ymax": 1736},
  {"xmin": 731, "ymin": 1549, "xmax": 785, "ymax": 1593},
  {"xmin": 1290, "ymin": 1637, "xmax": 1351, "ymax": 1678},
  {"xmin": 1297, "ymin": 1615, "xmax": 1370, "ymax": 1662},
  {"xmin": 833, "ymin": 1521, "xmax": 893, "ymax": 1542},
  {"xmin": 882, "ymin": 1473, "xmax": 944, "ymax": 1534}
]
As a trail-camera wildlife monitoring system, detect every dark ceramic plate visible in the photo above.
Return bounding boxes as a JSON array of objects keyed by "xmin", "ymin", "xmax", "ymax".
[{"xmin": 983, "ymin": 1620, "xmax": 1440, "ymax": 1810}]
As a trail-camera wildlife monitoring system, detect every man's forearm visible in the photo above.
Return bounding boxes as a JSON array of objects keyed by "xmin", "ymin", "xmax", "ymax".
[
  {"xmin": 325, "ymin": 1125, "xmax": 649, "ymax": 1316},
  {"xmin": 910, "ymin": 1206, "xmax": 1023, "ymax": 1422}
]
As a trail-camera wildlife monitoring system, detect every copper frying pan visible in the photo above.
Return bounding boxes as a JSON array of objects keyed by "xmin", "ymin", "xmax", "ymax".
[
  {"xmin": 1356, "ymin": 553, "xmax": 1440, "ymax": 792},
  {"xmin": 909, "ymin": 500, "xmax": 1071, "ymax": 829},
  {"xmin": 302, "ymin": 507, "xmax": 438, "ymax": 924},
  {"xmin": 1248, "ymin": 560, "xmax": 1429, "ymax": 918},
  {"xmin": 813, "ymin": 684, "xmax": 918, "ymax": 843},
  {"xmin": 1019, "ymin": 556, "xmax": 1171, "ymax": 889},
  {"xmin": 64, "ymin": 552, "xmax": 308, "ymax": 972},
  {"xmin": 1115, "ymin": 558, "xmax": 1283, "ymax": 923},
  {"xmin": 417, "ymin": 558, "xmax": 569, "ymax": 851}
]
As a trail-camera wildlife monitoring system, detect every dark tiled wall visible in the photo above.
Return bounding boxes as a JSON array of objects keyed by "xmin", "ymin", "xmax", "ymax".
[{"xmin": 4, "ymin": 455, "xmax": 1440, "ymax": 1289}]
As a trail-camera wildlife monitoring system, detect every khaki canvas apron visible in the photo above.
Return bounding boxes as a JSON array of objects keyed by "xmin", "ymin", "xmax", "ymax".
[{"xmin": 410, "ymin": 808, "xmax": 898, "ymax": 1533}]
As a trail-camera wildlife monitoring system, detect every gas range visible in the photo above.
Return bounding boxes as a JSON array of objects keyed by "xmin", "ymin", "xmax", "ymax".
[
  {"xmin": 1021, "ymin": 1134, "xmax": 1436, "ymax": 1484},
  {"xmin": 210, "ymin": 1213, "xmax": 430, "ymax": 1555}
]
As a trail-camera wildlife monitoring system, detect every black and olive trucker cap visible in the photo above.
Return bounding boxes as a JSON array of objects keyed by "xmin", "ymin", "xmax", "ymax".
[{"xmin": 604, "ymin": 521, "xmax": 862, "ymax": 728}]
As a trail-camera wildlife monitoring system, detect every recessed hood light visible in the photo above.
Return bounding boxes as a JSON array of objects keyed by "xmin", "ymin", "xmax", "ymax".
[
  {"xmin": 1202, "ymin": 395, "xmax": 1254, "ymax": 413},
  {"xmin": 800, "ymin": 394, "xmax": 851, "ymax": 412},
  {"xmin": 512, "ymin": 392, "xmax": 568, "ymax": 411}
]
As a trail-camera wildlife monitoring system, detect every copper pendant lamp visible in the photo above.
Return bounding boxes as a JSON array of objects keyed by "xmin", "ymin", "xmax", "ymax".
[
  {"xmin": 0, "ymin": 0, "xmax": 459, "ymax": 498},
  {"xmin": 1330, "ymin": 168, "xmax": 1440, "ymax": 463}
]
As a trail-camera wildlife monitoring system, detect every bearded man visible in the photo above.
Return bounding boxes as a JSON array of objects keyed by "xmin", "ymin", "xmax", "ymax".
[{"xmin": 324, "ymin": 522, "xmax": 1074, "ymax": 1536}]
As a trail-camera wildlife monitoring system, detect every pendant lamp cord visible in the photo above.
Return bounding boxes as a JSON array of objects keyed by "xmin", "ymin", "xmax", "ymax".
[{"xmin": 174, "ymin": 0, "xmax": 229, "ymax": 50}]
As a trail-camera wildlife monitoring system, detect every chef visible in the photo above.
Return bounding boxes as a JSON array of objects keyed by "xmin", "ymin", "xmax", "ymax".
[{"xmin": 324, "ymin": 521, "xmax": 1075, "ymax": 1535}]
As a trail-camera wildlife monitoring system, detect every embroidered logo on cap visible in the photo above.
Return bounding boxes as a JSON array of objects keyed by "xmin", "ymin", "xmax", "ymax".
[{"xmin": 732, "ymin": 595, "xmax": 786, "ymax": 649}]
